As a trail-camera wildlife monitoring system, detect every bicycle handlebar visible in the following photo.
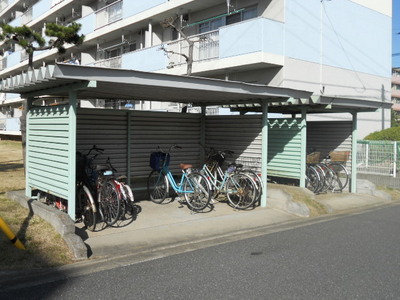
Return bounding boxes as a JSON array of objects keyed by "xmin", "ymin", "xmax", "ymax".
[{"xmin": 156, "ymin": 144, "xmax": 182, "ymax": 153}]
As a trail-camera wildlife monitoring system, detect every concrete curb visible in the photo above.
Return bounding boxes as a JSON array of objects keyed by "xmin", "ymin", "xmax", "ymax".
[
  {"xmin": 6, "ymin": 191, "xmax": 88, "ymax": 260},
  {"xmin": 268, "ymin": 187, "xmax": 314, "ymax": 217}
]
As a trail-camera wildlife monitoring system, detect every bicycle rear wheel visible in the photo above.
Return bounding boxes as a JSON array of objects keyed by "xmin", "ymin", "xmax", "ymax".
[
  {"xmin": 99, "ymin": 180, "xmax": 121, "ymax": 226},
  {"xmin": 240, "ymin": 169, "xmax": 263, "ymax": 202},
  {"xmin": 328, "ymin": 162, "xmax": 349, "ymax": 192},
  {"xmin": 226, "ymin": 173, "xmax": 257, "ymax": 210},
  {"xmin": 147, "ymin": 170, "xmax": 169, "ymax": 203},
  {"xmin": 183, "ymin": 172, "xmax": 212, "ymax": 211}
]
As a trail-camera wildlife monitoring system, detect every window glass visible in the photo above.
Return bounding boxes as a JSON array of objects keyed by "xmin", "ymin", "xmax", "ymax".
[
  {"xmin": 198, "ymin": 6, "xmax": 257, "ymax": 33},
  {"xmin": 105, "ymin": 48, "xmax": 121, "ymax": 59},
  {"xmin": 226, "ymin": 12, "xmax": 241, "ymax": 25}
]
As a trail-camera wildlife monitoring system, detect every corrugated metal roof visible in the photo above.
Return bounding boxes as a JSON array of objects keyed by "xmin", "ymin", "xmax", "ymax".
[
  {"xmin": 227, "ymin": 95, "xmax": 392, "ymax": 113},
  {"xmin": 0, "ymin": 63, "xmax": 312, "ymax": 106}
]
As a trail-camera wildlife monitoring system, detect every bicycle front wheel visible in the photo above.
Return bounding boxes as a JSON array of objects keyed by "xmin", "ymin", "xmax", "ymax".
[
  {"xmin": 98, "ymin": 180, "xmax": 121, "ymax": 226},
  {"xmin": 147, "ymin": 170, "xmax": 169, "ymax": 204},
  {"xmin": 77, "ymin": 184, "xmax": 97, "ymax": 232},
  {"xmin": 226, "ymin": 173, "xmax": 257, "ymax": 210},
  {"xmin": 183, "ymin": 172, "xmax": 212, "ymax": 211},
  {"xmin": 306, "ymin": 165, "xmax": 320, "ymax": 193}
]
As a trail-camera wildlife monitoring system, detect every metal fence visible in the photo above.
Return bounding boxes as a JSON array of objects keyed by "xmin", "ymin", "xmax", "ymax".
[{"xmin": 357, "ymin": 140, "xmax": 398, "ymax": 177}]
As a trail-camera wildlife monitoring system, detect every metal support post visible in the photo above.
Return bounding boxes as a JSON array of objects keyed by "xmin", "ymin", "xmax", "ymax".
[
  {"xmin": 300, "ymin": 108, "xmax": 307, "ymax": 188},
  {"xmin": 351, "ymin": 112, "xmax": 357, "ymax": 193},
  {"xmin": 67, "ymin": 91, "xmax": 77, "ymax": 220},
  {"xmin": 200, "ymin": 106, "xmax": 206, "ymax": 164},
  {"xmin": 25, "ymin": 97, "xmax": 34, "ymax": 198},
  {"xmin": 260, "ymin": 102, "xmax": 268, "ymax": 207}
]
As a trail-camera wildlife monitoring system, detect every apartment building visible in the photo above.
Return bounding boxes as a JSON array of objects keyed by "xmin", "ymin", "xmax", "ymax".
[
  {"xmin": 0, "ymin": 0, "xmax": 392, "ymax": 138},
  {"xmin": 392, "ymin": 67, "xmax": 400, "ymax": 102}
]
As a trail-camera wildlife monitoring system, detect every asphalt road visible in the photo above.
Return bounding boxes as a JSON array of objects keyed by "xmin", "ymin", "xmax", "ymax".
[{"xmin": 2, "ymin": 203, "xmax": 400, "ymax": 299}]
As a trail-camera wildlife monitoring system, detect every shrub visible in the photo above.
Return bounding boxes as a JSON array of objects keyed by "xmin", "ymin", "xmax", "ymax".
[{"xmin": 364, "ymin": 127, "xmax": 400, "ymax": 141}]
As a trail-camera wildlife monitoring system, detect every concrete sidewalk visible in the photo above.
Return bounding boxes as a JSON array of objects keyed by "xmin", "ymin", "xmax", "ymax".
[
  {"xmin": 3, "ymin": 186, "xmax": 398, "ymax": 291},
  {"xmin": 74, "ymin": 187, "xmax": 394, "ymax": 260},
  {"xmin": 6, "ymin": 181, "xmax": 397, "ymax": 262}
]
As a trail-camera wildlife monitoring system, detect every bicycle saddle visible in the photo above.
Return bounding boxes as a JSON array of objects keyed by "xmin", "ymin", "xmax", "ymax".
[{"xmin": 179, "ymin": 163, "xmax": 193, "ymax": 170}]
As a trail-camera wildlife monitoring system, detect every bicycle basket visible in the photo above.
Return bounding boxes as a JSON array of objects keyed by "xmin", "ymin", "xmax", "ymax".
[
  {"xmin": 150, "ymin": 152, "xmax": 170, "ymax": 171},
  {"xmin": 329, "ymin": 151, "xmax": 350, "ymax": 162},
  {"xmin": 306, "ymin": 152, "xmax": 321, "ymax": 164}
]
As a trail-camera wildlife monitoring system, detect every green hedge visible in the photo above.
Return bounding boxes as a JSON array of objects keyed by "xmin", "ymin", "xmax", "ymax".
[{"xmin": 364, "ymin": 127, "xmax": 400, "ymax": 141}]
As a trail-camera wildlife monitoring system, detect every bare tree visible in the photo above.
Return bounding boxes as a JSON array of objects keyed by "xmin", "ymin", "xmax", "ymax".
[{"xmin": 160, "ymin": 15, "xmax": 203, "ymax": 76}]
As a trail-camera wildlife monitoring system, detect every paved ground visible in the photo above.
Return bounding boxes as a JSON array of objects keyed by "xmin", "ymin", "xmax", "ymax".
[
  {"xmin": 74, "ymin": 191, "xmax": 394, "ymax": 260},
  {"xmin": 2, "ymin": 187, "xmax": 398, "ymax": 289}
]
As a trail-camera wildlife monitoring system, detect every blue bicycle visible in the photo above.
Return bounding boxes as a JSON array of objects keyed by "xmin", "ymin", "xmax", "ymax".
[{"xmin": 147, "ymin": 145, "xmax": 212, "ymax": 212}]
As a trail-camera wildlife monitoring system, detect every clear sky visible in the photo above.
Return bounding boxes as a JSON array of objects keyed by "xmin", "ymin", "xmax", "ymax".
[{"xmin": 393, "ymin": 0, "xmax": 400, "ymax": 67}]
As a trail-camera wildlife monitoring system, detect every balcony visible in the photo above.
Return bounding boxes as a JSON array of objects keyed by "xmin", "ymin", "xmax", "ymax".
[
  {"xmin": 165, "ymin": 30, "xmax": 220, "ymax": 68},
  {"xmin": 392, "ymin": 89, "xmax": 400, "ymax": 99},
  {"xmin": 90, "ymin": 17, "xmax": 284, "ymax": 74},
  {"xmin": 93, "ymin": 56, "xmax": 122, "ymax": 69},
  {"xmin": 95, "ymin": 0, "xmax": 123, "ymax": 30},
  {"xmin": 163, "ymin": 17, "xmax": 284, "ymax": 72}
]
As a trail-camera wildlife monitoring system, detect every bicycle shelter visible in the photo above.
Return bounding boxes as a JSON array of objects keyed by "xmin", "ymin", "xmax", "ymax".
[{"xmin": 0, "ymin": 63, "xmax": 391, "ymax": 220}]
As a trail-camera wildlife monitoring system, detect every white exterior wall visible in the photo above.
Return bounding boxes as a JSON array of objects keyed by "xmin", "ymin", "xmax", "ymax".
[{"xmin": 0, "ymin": 0, "xmax": 393, "ymax": 137}]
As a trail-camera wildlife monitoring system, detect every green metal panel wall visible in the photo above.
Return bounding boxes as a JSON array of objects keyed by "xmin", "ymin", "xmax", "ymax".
[
  {"xmin": 268, "ymin": 119, "xmax": 303, "ymax": 179},
  {"xmin": 27, "ymin": 105, "xmax": 71, "ymax": 199}
]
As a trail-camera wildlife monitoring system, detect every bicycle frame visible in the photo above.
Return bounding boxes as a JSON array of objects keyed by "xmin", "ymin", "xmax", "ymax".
[
  {"xmin": 159, "ymin": 163, "xmax": 194, "ymax": 194},
  {"xmin": 202, "ymin": 162, "xmax": 241, "ymax": 193}
]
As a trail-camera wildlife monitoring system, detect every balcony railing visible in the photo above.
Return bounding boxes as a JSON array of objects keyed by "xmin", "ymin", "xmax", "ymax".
[
  {"xmin": 95, "ymin": 0, "xmax": 123, "ymax": 29},
  {"xmin": 92, "ymin": 56, "xmax": 122, "ymax": 68},
  {"xmin": 166, "ymin": 30, "xmax": 219, "ymax": 67},
  {"xmin": 20, "ymin": 7, "xmax": 33, "ymax": 24},
  {"xmin": 0, "ymin": 56, "xmax": 7, "ymax": 70}
]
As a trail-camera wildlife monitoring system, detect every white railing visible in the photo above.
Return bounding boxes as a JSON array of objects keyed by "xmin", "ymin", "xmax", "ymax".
[
  {"xmin": 20, "ymin": 7, "xmax": 33, "ymax": 24},
  {"xmin": 0, "ymin": 118, "xmax": 5, "ymax": 131},
  {"xmin": 92, "ymin": 56, "xmax": 122, "ymax": 68},
  {"xmin": 166, "ymin": 30, "xmax": 219, "ymax": 67},
  {"xmin": 0, "ymin": 56, "xmax": 7, "ymax": 70},
  {"xmin": 95, "ymin": 0, "xmax": 123, "ymax": 29}
]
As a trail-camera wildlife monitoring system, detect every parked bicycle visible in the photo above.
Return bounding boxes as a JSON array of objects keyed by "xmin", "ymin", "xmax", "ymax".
[
  {"xmin": 147, "ymin": 145, "xmax": 212, "ymax": 212},
  {"xmin": 76, "ymin": 145, "xmax": 122, "ymax": 229},
  {"xmin": 104, "ymin": 156, "xmax": 135, "ymax": 220},
  {"xmin": 306, "ymin": 151, "xmax": 350, "ymax": 193},
  {"xmin": 323, "ymin": 151, "xmax": 350, "ymax": 192},
  {"xmin": 202, "ymin": 148, "xmax": 258, "ymax": 210}
]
